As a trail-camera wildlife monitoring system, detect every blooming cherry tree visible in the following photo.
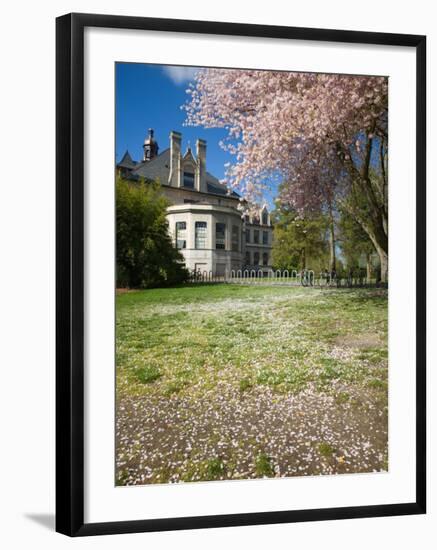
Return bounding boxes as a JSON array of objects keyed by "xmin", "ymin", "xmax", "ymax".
[{"xmin": 185, "ymin": 69, "xmax": 388, "ymax": 280}]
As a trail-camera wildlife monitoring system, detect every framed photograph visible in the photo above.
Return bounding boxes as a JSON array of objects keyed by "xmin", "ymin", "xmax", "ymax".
[{"xmin": 56, "ymin": 13, "xmax": 426, "ymax": 536}]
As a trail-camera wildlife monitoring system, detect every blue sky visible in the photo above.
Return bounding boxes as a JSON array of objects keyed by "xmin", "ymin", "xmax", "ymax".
[{"xmin": 115, "ymin": 63, "xmax": 233, "ymax": 181}]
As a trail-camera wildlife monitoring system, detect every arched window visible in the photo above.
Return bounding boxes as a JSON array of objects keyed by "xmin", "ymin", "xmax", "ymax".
[
  {"xmin": 254, "ymin": 252, "xmax": 260, "ymax": 265},
  {"xmin": 262, "ymin": 209, "xmax": 268, "ymax": 225},
  {"xmin": 263, "ymin": 252, "xmax": 269, "ymax": 266}
]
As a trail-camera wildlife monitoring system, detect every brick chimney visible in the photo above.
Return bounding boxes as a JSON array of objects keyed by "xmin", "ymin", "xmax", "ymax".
[
  {"xmin": 168, "ymin": 131, "xmax": 182, "ymax": 187},
  {"xmin": 195, "ymin": 138, "xmax": 207, "ymax": 192}
]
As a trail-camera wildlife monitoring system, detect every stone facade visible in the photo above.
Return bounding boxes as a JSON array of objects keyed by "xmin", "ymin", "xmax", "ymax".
[{"xmin": 117, "ymin": 130, "xmax": 273, "ymax": 275}]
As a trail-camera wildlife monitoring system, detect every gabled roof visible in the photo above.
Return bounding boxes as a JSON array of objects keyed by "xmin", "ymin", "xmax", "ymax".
[
  {"xmin": 131, "ymin": 148, "xmax": 171, "ymax": 183},
  {"xmin": 182, "ymin": 148, "xmax": 196, "ymax": 165},
  {"xmin": 117, "ymin": 150, "xmax": 137, "ymax": 169},
  {"xmin": 128, "ymin": 148, "xmax": 240, "ymax": 199}
]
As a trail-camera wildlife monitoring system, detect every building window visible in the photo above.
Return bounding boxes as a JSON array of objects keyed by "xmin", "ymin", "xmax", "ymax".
[
  {"xmin": 253, "ymin": 230, "xmax": 259, "ymax": 244},
  {"xmin": 216, "ymin": 223, "xmax": 226, "ymax": 249},
  {"xmin": 232, "ymin": 225, "xmax": 239, "ymax": 252},
  {"xmin": 263, "ymin": 252, "xmax": 269, "ymax": 266},
  {"xmin": 262, "ymin": 210, "xmax": 268, "ymax": 225},
  {"xmin": 195, "ymin": 221, "xmax": 207, "ymax": 249},
  {"xmin": 175, "ymin": 221, "xmax": 187, "ymax": 249},
  {"xmin": 183, "ymin": 171, "xmax": 195, "ymax": 189},
  {"xmin": 254, "ymin": 252, "xmax": 260, "ymax": 265},
  {"xmin": 244, "ymin": 214, "xmax": 250, "ymax": 223},
  {"xmin": 252, "ymin": 215, "xmax": 260, "ymax": 225},
  {"xmin": 262, "ymin": 231, "xmax": 269, "ymax": 245},
  {"xmin": 245, "ymin": 251, "xmax": 251, "ymax": 265},
  {"xmin": 245, "ymin": 228, "xmax": 250, "ymax": 243}
]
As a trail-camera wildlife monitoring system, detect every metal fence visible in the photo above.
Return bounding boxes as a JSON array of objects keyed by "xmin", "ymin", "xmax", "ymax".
[{"xmin": 187, "ymin": 268, "xmax": 387, "ymax": 288}]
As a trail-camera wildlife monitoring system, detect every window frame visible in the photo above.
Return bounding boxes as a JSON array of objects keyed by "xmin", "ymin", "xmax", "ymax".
[
  {"xmin": 231, "ymin": 224, "xmax": 240, "ymax": 252},
  {"xmin": 215, "ymin": 222, "xmax": 226, "ymax": 250},
  {"xmin": 194, "ymin": 220, "xmax": 208, "ymax": 249},
  {"xmin": 183, "ymin": 171, "xmax": 195, "ymax": 189},
  {"xmin": 175, "ymin": 221, "xmax": 187, "ymax": 249}
]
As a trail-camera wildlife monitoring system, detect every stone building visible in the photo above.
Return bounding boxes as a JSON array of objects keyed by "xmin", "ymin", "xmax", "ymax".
[{"xmin": 117, "ymin": 129, "xmax": 273, "ymax": 275}]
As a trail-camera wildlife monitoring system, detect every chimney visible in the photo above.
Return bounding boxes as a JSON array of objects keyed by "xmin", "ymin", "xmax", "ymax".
[
  {"xmin": 195, "ymin": 138, "xmax": 207, "ymax": 192},
  {"xmin": 168, "ymin": 131, "xmax": 182, "ymax": 187}
]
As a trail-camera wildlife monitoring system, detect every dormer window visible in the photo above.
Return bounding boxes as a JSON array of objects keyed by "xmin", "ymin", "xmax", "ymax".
[
  {"xmin": 262, "ymin": 210, "xmax": 268, "ymax": 225},
  {"xmin": 183, "ymin": 171, "xmax": 195, "ymax": 189}
]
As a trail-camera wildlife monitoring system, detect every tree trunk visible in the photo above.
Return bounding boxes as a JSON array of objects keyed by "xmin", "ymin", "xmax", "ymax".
[
  {"xmin": 364, "ymin": 238, "xmax": 387, "ymax": 283},
  {"xmin": 340, "ymin": 201, "xmax": 388, "ymax": 282},
  {"xmin": 377, "ymin": 247, "xmax": 388, "ymax": 283},
  {"xmin": 366, "ymin": 253, "xmax": 373, "ymax": 281},
  {"xmin": 338, "ymin": 136, "xmax": 388, "ymax": 272},
  {"xmin": 328, "ymin": 219, "xmax": 336, "ymax": 272}
]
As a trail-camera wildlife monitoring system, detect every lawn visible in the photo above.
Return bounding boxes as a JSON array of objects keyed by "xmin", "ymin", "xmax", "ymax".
[{"xmin": 116, "ymin": 284, "xmax": 388, "ymax": 485}]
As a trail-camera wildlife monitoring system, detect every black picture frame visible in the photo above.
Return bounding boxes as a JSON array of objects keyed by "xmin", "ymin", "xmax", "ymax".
[{"xmin": 56, "ymin": 12, "xmax": 426, "ymax": 537}]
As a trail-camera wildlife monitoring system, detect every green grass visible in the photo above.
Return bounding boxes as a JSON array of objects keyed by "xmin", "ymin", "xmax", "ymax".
[
  {"xmin": 116, "ymin": 284, "xmax": 388, "ymax": 484},
  {"xmin": 136, "ymin": 365, "xmax": 161, "ymax": 384},
  {"xmin": 255, "ymin": 452, "xmax": 275, "ymax": 477},
  {"xmin": 116, "ymin": 284, "xmax": 388, "ymax": 399},
  {"xmin": 239, "ymin": 377, "xmax": 253, "ymax": 392},
  {"xmin": 318, "ymin": 442, "xmax": 336, "ymax": 457},
  {"xmin": 181, "ymin": 458, "xmax": 227, "ymax": 482}
]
